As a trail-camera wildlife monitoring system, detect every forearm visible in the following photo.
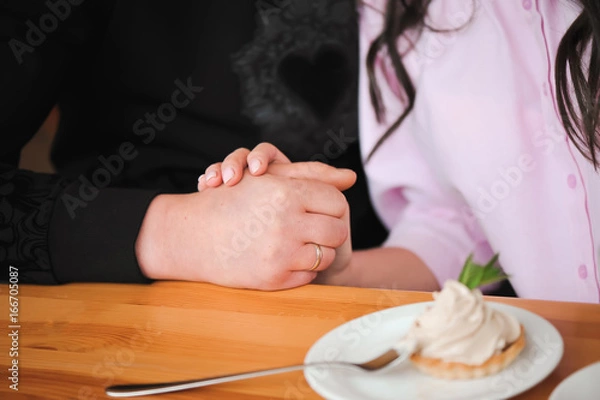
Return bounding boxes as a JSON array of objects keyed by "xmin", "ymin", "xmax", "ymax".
[
  {"xmin": 135, "ymin": 193, "xmax": 186, "ymax": 281},
  {"xmin": 50, "ymin": 182, "xmax": 159, "ymax": 283},
  {"xmin": 136, "ymin": 192, "xmax": 218, "ymax": 283},
  {"xmin": 0, "ymin": 167, "xmax": 68, "ymax": 283},
  {"xmin": 1, "ymin": 162, "xmax": 160, "ymax": 284},
  {"xmin": 320, "ymin": 247, "xmax": 441, "ymax": 291}
]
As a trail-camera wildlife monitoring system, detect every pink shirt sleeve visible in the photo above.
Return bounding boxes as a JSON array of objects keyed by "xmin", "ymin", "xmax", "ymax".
[{"xmin": 358, "ymin": 0, "xmax": 490, "ymax": 286}]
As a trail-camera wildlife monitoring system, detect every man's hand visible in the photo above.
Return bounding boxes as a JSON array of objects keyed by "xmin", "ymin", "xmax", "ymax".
[{"xmin": 136, "ymin": 170, "xmax": 354, "ymax": 290}]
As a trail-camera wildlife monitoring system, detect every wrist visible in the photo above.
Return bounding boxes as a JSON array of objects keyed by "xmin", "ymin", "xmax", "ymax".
[
  {"xmin": 136, "ymin": 192, "xmax": 218, "ymax": 283},
  {"xmin": 315, "ymin": 251, "xmax": 356, "ymax": 286},
  {"xmin": 135, "ymin": 194, "xmax": 173, "ymax": 280}
]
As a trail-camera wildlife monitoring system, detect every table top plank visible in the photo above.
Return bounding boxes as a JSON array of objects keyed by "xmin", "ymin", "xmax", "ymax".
[{"xmin": 1, "ymin": 282, "xmax": 599, "ymax": 399}]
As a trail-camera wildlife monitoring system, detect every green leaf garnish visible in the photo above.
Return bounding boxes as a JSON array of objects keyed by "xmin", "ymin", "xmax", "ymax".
[{"xmin": 458, "ymin": 253, "xmax": 510, "ymax": 289}]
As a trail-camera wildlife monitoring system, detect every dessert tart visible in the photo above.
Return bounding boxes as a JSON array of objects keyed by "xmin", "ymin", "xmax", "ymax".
[{"xmin": 397, "ymin": 255, "xmax": 526, "ymax": 379}]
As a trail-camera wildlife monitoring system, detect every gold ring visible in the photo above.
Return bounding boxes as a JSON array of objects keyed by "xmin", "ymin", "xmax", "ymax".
[{"xmin": 309, "ymin": 243, "xmax": 323, "ymax": 271}]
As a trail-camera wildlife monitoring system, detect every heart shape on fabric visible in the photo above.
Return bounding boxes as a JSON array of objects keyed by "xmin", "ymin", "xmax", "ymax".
[{"xmin": 277, "ymin": 45, "xmax": 351, "ymax": 121}]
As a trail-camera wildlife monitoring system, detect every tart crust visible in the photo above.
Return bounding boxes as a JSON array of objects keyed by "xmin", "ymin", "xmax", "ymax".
[{"xmin": 410, "ymin": 325, "xmax": 526, "ymax": 379}]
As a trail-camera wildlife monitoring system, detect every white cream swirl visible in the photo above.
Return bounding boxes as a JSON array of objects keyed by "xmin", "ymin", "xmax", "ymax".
[{"xmin": 398, "ymin": 280, "xmax": 521, "ymax": 365}]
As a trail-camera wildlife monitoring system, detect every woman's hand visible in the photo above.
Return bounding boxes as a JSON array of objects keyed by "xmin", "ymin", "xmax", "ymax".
[
  {"xmin": 137, "ymin": 171, "xmax": 354, "ymax": 290},
  {"xmin": 312, "ymin": 203, "xmax": 353, "ymax": 286},
  {"xmin": 197, "ymin": 142, "xmax": 356, "ymax": 192},
  {"xmin": 197, "ymin": 143, "xmax": 289, "ymax": 191},
  {"xmin": 190, "ymin": 142, "xmax": 356, "ymax": 287}
]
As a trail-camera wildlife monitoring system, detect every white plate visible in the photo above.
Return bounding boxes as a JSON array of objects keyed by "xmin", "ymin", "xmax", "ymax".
[
  {"xmin": 549, "ymin": 361, "xmax": 600, "ymax": 400},
  {"xmin": 304, "ymin": 302, "xmax": 563, "ymax": 400}
]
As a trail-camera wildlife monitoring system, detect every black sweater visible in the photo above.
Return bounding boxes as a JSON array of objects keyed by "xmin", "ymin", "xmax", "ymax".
[{"xmin": 0, "ymin": 0, "xmax": 388, "ymax": 284}]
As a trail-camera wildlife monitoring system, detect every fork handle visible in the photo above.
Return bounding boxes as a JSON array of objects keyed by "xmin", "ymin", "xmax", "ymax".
[{"xmin": 106, "ymin": 363, "xmax": 321, "ymax": 397}]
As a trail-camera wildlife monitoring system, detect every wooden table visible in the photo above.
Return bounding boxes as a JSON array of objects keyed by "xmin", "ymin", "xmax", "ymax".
[{"xmin": 1, "ymin": 282, "xmax": 599, "ymax": 399}]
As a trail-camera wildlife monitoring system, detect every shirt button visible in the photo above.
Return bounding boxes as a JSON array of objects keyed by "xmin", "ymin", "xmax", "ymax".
[
  {"xmin": 567, "ymin": 174, "xmax": 577, "ymax": 189},
  {"xmin": 578, "ymin": 264, "xmax": 588, "ymax": 279},
  {"xmin": 522, "ymin": 0, "xmax": 532, "ymax": 10}
]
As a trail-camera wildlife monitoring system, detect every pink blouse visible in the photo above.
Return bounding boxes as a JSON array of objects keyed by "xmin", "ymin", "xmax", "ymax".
[{"xmin": 359, "ymin": 0, "xmax": 600, "ymax": 302}]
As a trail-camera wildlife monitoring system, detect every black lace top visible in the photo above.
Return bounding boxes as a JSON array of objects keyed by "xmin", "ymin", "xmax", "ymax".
[{"xmin": 0, "ymin": 0, "xmax": 387, "ymax": 284}]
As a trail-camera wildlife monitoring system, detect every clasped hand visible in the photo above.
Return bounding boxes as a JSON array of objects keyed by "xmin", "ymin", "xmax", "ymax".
[{"xmin": 136, "ymin": 143, "xmax": 354, "ymax": 290}]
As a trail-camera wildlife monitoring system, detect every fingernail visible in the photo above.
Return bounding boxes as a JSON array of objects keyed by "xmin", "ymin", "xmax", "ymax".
[
  {"xmin": 222, "ymin": 168, "xmax": 234, "ymax": 183},
  {"xmin": 197, "ymin": 174, "xmax": 204, "ymax": 182},
  {"xmin": 206, "ymin": 170, "xmax": 217, "ymax": 182},
  {"xmin": 249, "ymin": 159, "xmax": 261, "ymax": 174}
]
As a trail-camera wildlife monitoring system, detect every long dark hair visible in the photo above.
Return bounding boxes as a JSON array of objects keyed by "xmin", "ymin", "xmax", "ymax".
[{"xmin": 366, "ymin": 0, "xmax": 600, "ymax": 168}]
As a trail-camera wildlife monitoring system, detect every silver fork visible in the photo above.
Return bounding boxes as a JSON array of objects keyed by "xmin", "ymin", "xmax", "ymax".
[{"xmin": 105, "ymin": 347, "xmax": 410, "ymax": 397}]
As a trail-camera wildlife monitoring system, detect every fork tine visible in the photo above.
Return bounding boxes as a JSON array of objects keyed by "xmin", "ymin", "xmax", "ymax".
[{"xmin": 359, "ymin": 349, "xmax": 401, "ymax": 371}]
